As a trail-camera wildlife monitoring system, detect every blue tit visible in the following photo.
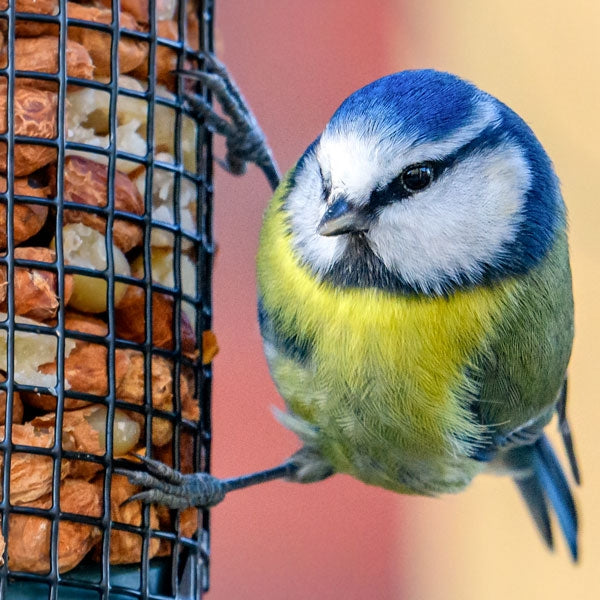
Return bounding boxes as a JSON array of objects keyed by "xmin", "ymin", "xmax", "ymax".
[{"xmin": 123, "ymin": 59, "xmax": 579, "ymax": 561}]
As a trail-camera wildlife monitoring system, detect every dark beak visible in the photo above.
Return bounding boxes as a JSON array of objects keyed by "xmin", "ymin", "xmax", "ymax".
[{"xmin": 317, "ymin": 198, "xmax": 370, "ymax": 236}]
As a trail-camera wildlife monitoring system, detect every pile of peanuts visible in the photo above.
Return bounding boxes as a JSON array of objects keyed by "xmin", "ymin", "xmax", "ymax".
[{"xmin": 0, "ymin": 0, "xmax": 212, "ymax": 573}]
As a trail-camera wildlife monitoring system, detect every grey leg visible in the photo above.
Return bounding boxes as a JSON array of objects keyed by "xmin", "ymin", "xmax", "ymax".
[
  {"xmin": 119, "ymin": 455, "xmax": 296, "ymax": 509},
  {"xmin": 118, "ymin": 448, "xmax": 334, "ymax": 509}
]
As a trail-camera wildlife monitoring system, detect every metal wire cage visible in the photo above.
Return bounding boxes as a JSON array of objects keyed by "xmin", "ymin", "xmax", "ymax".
[{"xmin": 0, "ymin": 0, "xmax": 213, "ymax": 597}]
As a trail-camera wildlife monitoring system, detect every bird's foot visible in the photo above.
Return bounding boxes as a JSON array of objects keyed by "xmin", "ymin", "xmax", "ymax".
[
  {"xmin": 181, "ymin": 53, "xmax": 280, "ymax": 189},
  {"xmin": 116, "ymin": 454, "xmax": 313, "ymax": 509},
  {"xmin": 116, "ymin": 455, "xmax": 226, "ymax": 509}
]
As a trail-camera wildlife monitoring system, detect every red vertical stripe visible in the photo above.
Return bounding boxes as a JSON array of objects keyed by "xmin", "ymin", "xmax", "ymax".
[{"xmin": 211, "ymin": 2, "xmax": 407, "ymax": 599}]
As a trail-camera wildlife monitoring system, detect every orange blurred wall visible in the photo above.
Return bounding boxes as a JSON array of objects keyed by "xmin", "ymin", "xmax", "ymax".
[{"xmin": 394, "ymin": 2, "xmax": 600, "ymax": 599}]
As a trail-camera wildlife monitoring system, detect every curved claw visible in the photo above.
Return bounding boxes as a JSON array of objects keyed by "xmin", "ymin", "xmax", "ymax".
[
  {"xmin": 123, "ymin": 489, "xmax": 197, "ymax": 510},
  {"xmin": 179, "ymin": 54, "xmax": 280, "ymax": 191},
  {"xmin": 118, "ymin": 460, "xmax": 228, "ymax": 509},
  {"xmin": 197, "ymin": 51, "xmax": 229, "ymax": 75},
  {"xmin": 115, "ymin": 469, "xmax": 184, "ymax": 496},
  {"xmin": 216, "ymin": 155, "xmax": 247, "ymax": 177},
  {"xmin": 130, "ymin": 454, "xmax": 186, "ymax": 484}
]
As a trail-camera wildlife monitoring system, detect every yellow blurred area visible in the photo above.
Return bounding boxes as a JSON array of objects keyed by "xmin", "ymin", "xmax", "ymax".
[{"xmin": 391, "ymin": 1, "xmax": 600, "ymax": 598}]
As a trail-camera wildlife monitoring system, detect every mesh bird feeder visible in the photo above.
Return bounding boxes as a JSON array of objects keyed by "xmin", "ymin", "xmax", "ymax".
[{"xmin": 0, "ymin": 0, "xmax": 214, "ymax": 597}]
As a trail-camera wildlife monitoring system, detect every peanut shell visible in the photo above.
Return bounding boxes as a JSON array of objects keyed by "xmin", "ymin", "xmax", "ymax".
[
  {"xmin": 115, "ymin": 284, "xmax": 197, "ymax": 357},
  {"xmin": 0, "ymin": 390, "xmax": 24, "ymax": 426},
  {"xmin": 32, "ymin": 406, "xmax": 104, "ymax": 480},
  {"xmin": 0, "ymin": 423, "xmax": 71, "ymax": 504},
  {"xmin": 155, "ymin": 506, "xmax": 198, "ymax": 557},
  {"xmin": 63, "ymin": 156, "xmax": 143, "ymax": 252},
  {"xmin": 92, "ymin": 474, "xmax": 160, "ymax": 564},
  {"xmin": 67, "ymin": 3, "xmax": 148, "ymax": 77},
  {"xmin": 32, "ymin": 404, "xmax": 141, "ymax": 479},
  {"xmin": 153, "ymin": 428, "xmax": 197, "ymax": 476},
  {"xmin": 20, "ymin": 312, "xmax": 132, "ymax": 411},
  {"xmin": 5, "ymin": 2, "xmax": 58, "ymax": 38},
  {"xmin": 0, "ymin": 247, "xmax": 74, "ymax": 321},
  {"xmin": 0, "ymin": 83, "xmax": 57, "ymax": 175},
  {"xmin": 7, "ymin": 478, "xmax": 102, "ymax": 573},
  {"xmin": 186, "ymin": 2, "xmax": 200, "ymax": 52},
  {"xmin": 13, "ymin": 20, "xmax": 58, "ymax": 38},
  {"xmin": 98, "ymin": 0, "xmax": 176, "ymax": 25},
  {"xmin": 0, "ymin": 0, "xmax": 57, "ymax": 13},
  {"xmin": 131, "ymin": 20, "xmax": 179, "ymax": 88},
  {"xmin": 0, "ymin": 37, "xmax": 94, "ymax": 90},
  {"xmin": 116, "ymin": 351, "xmax": 197, "ymax": 446},
  {"xmin": 0, "ymin": 174, "xmax": 50, "ymax": 249},
  {"xmin": 117, "ymin": 351, "xmax": 175, "ymax": 447}
]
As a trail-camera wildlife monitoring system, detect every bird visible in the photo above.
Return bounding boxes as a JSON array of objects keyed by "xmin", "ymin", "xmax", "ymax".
[{"xmin": 120, "ymin": 55, "xmax": 580, "ymax": 560}]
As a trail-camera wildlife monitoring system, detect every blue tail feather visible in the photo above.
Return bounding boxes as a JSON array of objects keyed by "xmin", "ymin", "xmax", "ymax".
[
  {"xmin": 512, "ymin": 434, "xmax": 578, "ymax": 561},
  {"xmin": 514, "ymin": 472, "xmax": 554, "ymax": 551}
]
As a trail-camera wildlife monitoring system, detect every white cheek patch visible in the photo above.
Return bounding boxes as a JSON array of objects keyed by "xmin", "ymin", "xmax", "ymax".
[
  {"xmin": 367, "ymin": 143, "xmax": 530, "ymax": 293},
  {"xmin": 286, "ymin": 154, "xmax": 347, "ymax": 273}
]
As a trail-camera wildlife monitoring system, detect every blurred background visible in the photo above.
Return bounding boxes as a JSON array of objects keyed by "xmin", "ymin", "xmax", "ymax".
[{"xmin": 209, "ymin": 1, "xmax": 600, "ymax": 598}]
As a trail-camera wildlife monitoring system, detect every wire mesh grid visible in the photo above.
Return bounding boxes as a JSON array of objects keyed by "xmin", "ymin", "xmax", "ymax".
[{"xmin": 0, "ymin": 0, "xmax": 213, "ymax": 597}]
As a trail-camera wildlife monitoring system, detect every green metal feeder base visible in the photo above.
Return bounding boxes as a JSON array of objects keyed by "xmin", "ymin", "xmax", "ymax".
[{"xmin": 5, "ymin": 558, "xmax": 177, "ymax": 599}]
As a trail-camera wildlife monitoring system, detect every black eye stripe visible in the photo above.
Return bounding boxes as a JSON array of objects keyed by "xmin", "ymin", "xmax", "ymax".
[
  {"xmin": 367, "ymin": 123, "xmax": 507, "ymax": 210},
  {"xmin": 369, "ymin": 161, "xmax": 438, "ymax": 208}
]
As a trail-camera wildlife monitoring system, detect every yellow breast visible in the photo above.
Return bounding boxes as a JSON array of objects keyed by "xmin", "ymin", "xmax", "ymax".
[{"xmin": 257, "ymin": 183, "xmax": 515, "ymax": 492}]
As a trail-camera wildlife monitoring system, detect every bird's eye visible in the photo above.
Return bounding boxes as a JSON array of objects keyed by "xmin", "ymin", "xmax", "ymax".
[{"xmin": 400, "ymin": 164, "xmax": 434, "ymax": 193}]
